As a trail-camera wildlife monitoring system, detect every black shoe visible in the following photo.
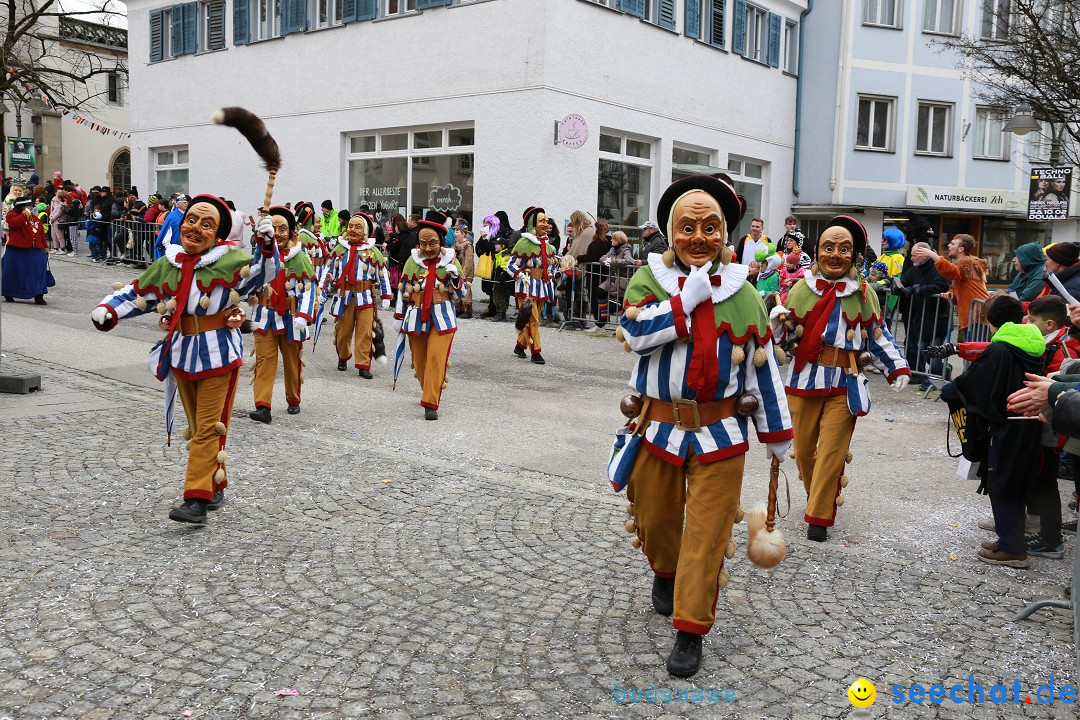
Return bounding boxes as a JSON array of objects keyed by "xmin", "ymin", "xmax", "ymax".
[
  {"xmin": 358, "ymin": 369, "xmax": 373, "ymax": 379},
  {"xmin": 424, "ymin": 407, "xmax": 438, "ymax": 421},
  {"xmin": 207, "ymin": 490, "xmax": 225, "ymax": 511},
  {"xmin": 1063, "ymin": 520, "xmax": 1077, "ymax": 535},
  {"xmin": 651, "ymin": 576, "xmax": 674, "ymax": 616},
  {"xmin": 249, "ymin": 406, "xmax": 272, "ymax": 424},
  {"xmin": 3, "ymin": 296, "xmax": 12, "ymax": 302},
  {"xmin": 807, "ymin": 524, "xmax": 827, "ymax": 542},
  {"xmin": 514, "ymin": 346, "xmax": 527, "ymax": 359},
  {"xmin": 287, "ymin": 404, "xmax": 300, "ymax": 415},
  {"xmin": 34, "ymin": 295, "xmax": 47, "ymax": 305},
  {"xmin": 666, "ymin": 631, "xmax": 703, "ymax": 678},
  {"xmin": 169, "ymin": 499, "xmax": 208, "ymax": 524},
  {"xmin": 531, "ymin": 353, "xmax": 546, "ymax": 365},
  {"xmin": 337, "ymin": 360, "xmax": 348, "ymax": 371},
  {"xmin": 459, "ymin": 312, "xmax": 472, "ymax": 319},
  {"xmin": 494, "ymin": 313, "xmax": 508, "ymax": 322}
]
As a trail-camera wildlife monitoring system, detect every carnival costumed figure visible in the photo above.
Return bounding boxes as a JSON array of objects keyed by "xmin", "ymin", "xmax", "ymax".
[
  {"xmin": 393, "ymin": 210, "xmax": 466, "ymax": 420},
  {"xmin": 248, "ymin": 206, "xmax": 317, "ymax": 423},
  {"xmin": 782, "ymin": 216, "xmax": 910, "ymax": 542},
  {"xmin": 506, "ymin": 206, "xmax": 556, "ymax": 364},
  {"xmin": 608, "ymin": 175, "xmax": 793, "ymax": 678},
  {"xmin": 321, "ymin": 212, "xmax": 391, "ymax": 378},
  {"xmin": 2, "ymin": 196, "xmax": 49, "ymax": 304},
  {"xmin": 294, "ymin": 201, "xmax": 328, "ymax": 285},
  {"xmin": 91, "ymin": 195, "xmax": 280, "ymax": 523}
]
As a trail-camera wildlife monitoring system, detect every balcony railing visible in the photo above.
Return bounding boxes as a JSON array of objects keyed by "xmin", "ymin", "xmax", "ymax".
[{"xmin": 58, "ymin": 17, "xmax": 128, "ymax": 52}]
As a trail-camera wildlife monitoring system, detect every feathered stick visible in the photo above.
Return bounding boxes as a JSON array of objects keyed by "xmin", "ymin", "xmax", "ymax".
[
  {"xmin": 210, "ymin": 107, "xmax": 282, "ymax": 211},
  {"xmin": 746, "ymin": 456, "xmax": 787, "ymax": 569}
]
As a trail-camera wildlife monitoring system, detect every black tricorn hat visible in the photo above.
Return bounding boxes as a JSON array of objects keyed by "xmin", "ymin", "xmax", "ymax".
[
  {"xmin": 416, "ymin": 210, "xmax": 449, "ymax": 238},
  {"xmin": 656, "ymin": 174, "xmax": 743, "ymax": 244},
  {"xmin": 268, "ymin": 205, "xmax": 297, "ymax": 235},
  {"xmin": 820, "ymin": 215, "xmax": 867, "ymax": 255},
  {"xmin": 184, "ymin": 194, "xmax": 233, "ymax": 241}
]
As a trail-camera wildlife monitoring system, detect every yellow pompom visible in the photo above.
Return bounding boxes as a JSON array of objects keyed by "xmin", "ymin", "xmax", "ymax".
[
  {"xmin": 229, "ymin": 290, "xmax": 241, "ymax": 307},
  {"xmin": 753, "ymin": 347, "xmax": 768, "ymax": 368},
  {"xmin": 185, "ymin": 441, "xmax": 192, "ymax": 452},
  {"xmin": 240, "ymin": 265, "xmax": 252, "ymax": 278},
  {"xmin": 775, "ymin": 348, "xmax": 786, "ymax": 366},
  {"xmin": 845, "ymin": 452, "xmax": 853, "ymax": 464},
  {"xmin": 735, "ymin": 505, "xmax": 745, "ymax": 523},
  {"xmin": 861, "ymin": 329, "xmax": 869, "ymax": 341},
  {"xmin": 785, "ymin": 320, "xmax": 795, "ymax": 332},
  {"xmin": 662, "ymin": 249, "xmax": 676, "ymax": 268},
  {"xmin": 874, "ymin": 327, "xmax": 883, "ymax": 340},
  {"xmin": 630, "ymin": 536, "xmax": 642, "ymax": 549},
  {"xmin": 155, "ymin": 302, "xmax": 167, "ymax": 315},
  {"xmin": 835, "ymin": 494, "xmax": 845, "ymax": 507},
  {"xmin": 721, "ymin": 246, "xmax": 734, "ymax": 265},
  {"xmin": 725, "ymin": 540, "xmax": 736, "ymax": 559},
  {"xmin": 731, "ymin": 345, "xmax": 746, "ymax": 366},
  {"xmin": 622, "ymin": 341, "xmax": 633, "ymax": 353},
  {"xmin": 216, "ymin": 450, "xmax": 228, "ymax": 464},
  {"xmin": 213, "ymin": 468, "xmax": 225, "ymax": 482},
  {"xmin": 134, "ymin": 296, "xmax": 148, "ymax": 312},
  {"xmin": 846, "ymin": 329, "xmax": 855, "ymax": 341},
  {"xmin": 247, "ymin": 295, "xmax": 258, "ymax": 307},
  {"xmin": 183, "ymin": 427, "xmax": 192, "ymax": 441},
  {"xmin": 624, "ymin": 519, "xmax": 636, "ymax": 534},
  {"xmin": 442, "ymin": 380, "xmax": 448, "ymax": 389},
  {"xmin": 446, "ymin": 360, "xmax": 453, "ymax": 369},
  {"xmin": 111, "ymin": 281, "xmax": 125, "ymax": 290},
  {"xmin": 717, "ymin": 568, "xmax": 730, "ymax": 588},
  {"xmin": 626, "ymin": 503, "xmax": 635, "ymax": 516},
  {"xmin": 199, "ymin": 295, "xmax": 211, "ymax": 310},
  {"xmin": 213, "ymin": 421, "xmax": 227, "ymax": 435},
  {"xmin": 165, "ymin": 298, "xmax": 177, "ymax": 313},
  {"xmin": 840, "ymin": 475, "xmax": 850, "ymax": 488},
  {"xmin": 615, "ymin": 326, "xmax": 625, "ymax": 342},
  {"xmin": 624, "ymin": 305, "xmax": 640, "ymax": 321},
  {"xmin": 795, "ymin": 325, "xmax": 804, "ymax": 338}
]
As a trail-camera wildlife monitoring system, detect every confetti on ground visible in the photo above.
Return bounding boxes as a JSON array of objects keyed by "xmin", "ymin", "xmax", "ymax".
[
  {"xmin": 950, "ymin": 554, "xmax": 958, "ymax": 561},
  {"xmin": 381, "ymin": 478, "xmax": 392, "ymax": 484},
  {"xmin": 274, "ymin": 689, "xmax": 299, "ymax": 697},
  {"xmin": 182, "ymin": 710, "xmax": 194, "ymax": 718}
]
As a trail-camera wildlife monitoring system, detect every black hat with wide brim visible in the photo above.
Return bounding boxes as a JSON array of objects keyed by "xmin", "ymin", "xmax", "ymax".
[
  {"xmin": 268, "ymin": 205, "xmax": 297, "ymax": 235},
  {"xmin": 656, "ymin": 174, "xmax": 743, "ymax": 243},
  {"xmin": 184, "ymin": 194, "xmax": 233, "ymax": 241},
  {"xmin": 416, "ymin": 210, "xmax": 448, "ymax": 239},
  {"xmin": 821, "ymin": 215, "xmax": 867, "ymax": 255}
]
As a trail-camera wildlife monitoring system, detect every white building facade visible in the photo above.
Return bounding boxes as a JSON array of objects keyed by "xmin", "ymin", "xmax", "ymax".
[
  {"xmin": 126, "ymin": 0, "xmax": 806, "ymax": 243},
  {"xmin": 795, "ymin": 0, "xmax": 1077, "ymax": 280}
]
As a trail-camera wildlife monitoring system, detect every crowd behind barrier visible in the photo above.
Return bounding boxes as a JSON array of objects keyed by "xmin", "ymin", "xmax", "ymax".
[{"xmin": 562, "ymin": 261, "xmax": 639, "ymax": 329}]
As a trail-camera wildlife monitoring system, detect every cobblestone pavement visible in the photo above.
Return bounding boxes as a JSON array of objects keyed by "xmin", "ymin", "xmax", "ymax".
[{"xmin": 0, "ymin": 256, "xmax": 1075, "ymax": 719}]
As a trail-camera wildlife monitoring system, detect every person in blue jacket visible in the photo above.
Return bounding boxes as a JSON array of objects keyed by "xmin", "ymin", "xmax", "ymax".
[{"xmin": 1008, "ymin": 242, "xmax": 1047, "ymax": 302}]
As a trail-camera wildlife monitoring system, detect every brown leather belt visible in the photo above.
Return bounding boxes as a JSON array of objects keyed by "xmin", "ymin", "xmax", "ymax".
[
  {"xmin": 179, "ymin": 310, "xmax": 232, "ymax": 337},
  {"xmin": 411, "ymin": 289, "xmax": 452, "ymax": 305},
  {"xmin": 528, "ymin": 268, "xmax": 548, "ymax": 280},
  {"xmin": 312, "ymin": 257, "xmax": 324, "ymax": 267},
  {"xmin": 259, "ymin": 296, "xmax": 297, "ymax": 313},
  {"xmin": 641, "ymin": 396, "xmax": 738, "ymax": 432},
  {"xmin": 818, "ymin": 346, "xmax": 856, "ymax": 370},
  {"xmin": 339, "ymin": 280, "xmax": 373, "ymax": 294}
]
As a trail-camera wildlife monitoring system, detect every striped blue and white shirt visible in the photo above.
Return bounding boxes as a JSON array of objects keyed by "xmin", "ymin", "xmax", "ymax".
[{"xmin": 321, "ymin": 238, "xmax": 391, "ymax": 316}]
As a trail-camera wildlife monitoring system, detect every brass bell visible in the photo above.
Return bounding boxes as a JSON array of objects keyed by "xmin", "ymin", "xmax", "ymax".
[
  {"xmin": 845, "ymin": 452, "xmax": 853, "ymax": 464},
  {"xmin": 735, "ymin": 505, "xmax": 745, "ymax": 523},
  {"xmin": 795, "ymin": 325, "xmax": 804, "ymax": 338},
  {"xmin": 717, "ymin": 568, "xmax": 730, "ymax": 588},
  {"xmin": 736, "ymin": 393, "xmax": 759, "ymax": 417},
  {"xmin": 856, "ymin": 351, "xmax": 874, "ymax": 369},
  {"xmin": 620, "ymin": 395, "xmax": 644, "ymax": 419},
  {"xmin": 615, "ymin": 326, "xmax": 625, "ymax": 342},
  {"xmin": 846, "ymin": 329, "xmax": 855, "ymax": 341},
  {"xmin": 731, "ymin": 345, "xmax": 746, "ymax": 366}
]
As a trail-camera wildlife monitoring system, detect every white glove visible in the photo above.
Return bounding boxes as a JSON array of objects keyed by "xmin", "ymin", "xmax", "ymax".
[
  {"xmin": 392, "ymin": 318, "xmax": 403, "ymax": 336},
  {"xmin": 91, "ymin": 306, "xmax": 114, "ymax": 327},
  {"xmin": 444, "ymin": 263, "xmax": 459, "ymax": 277},
  {"xmin": 255, "ymin": 216, "xmax": 274, "ymax": 241},
  {"xmin": 768, "ymin": 303, "xmax": 789, "ymax": 337},
  {"xmin": 678, "ymin": 264, "xmax": 713, "ymax": 312},
  {"xmin": 293, "ymin": 317, "xmax": 308, "ymax": 335},
  {"xmin": 766, "ymin": 441, "xmax": 791, "ymax": 463},
  {"xmin": 892, "ymin": 375, "xmax": 910, "ymax": 392},
  {"xmin": 381, "ymin": 298, "xmax": 391, "ymax": 310}
]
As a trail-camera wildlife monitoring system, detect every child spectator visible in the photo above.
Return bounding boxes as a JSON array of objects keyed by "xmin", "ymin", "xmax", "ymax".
[
  {"xmin": 779, "ymin": 251, "xmax": 805, "ymax": 303},
  {"xmin": 755, "ymin": 245, "xmax": 781, "ymax": 296},
  {"xmin": 953, "ymin": 295, "xmax": 1045, "ymax": 567},
  {"xmin": 86, "ymin": 210, "xmax": 106, "ymax": 262}
]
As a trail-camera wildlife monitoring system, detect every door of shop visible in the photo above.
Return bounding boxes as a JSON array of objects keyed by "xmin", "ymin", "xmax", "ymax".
[{"xmin": 937, "ymin": 215, "xmax": 981, "ymax": 256}]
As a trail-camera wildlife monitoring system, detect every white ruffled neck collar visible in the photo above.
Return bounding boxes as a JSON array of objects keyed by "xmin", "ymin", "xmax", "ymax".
[
  {"xmin": 805, "ymin": 270, "xmax": 860, "ymax": 298},
  {"xmin": 647, "ymin": 253, "xmax": 747, "ymax": 303},
  {"xmin": 338, "ymin": 236, "xmax": 373, "ymax": 252},
  {"xmin": 166, "ymin": 242, "xmax": 229, "ymax": 270},
  {"xmin": 411, "ymin": 247, "xmax": 456, "ymax": 268}
]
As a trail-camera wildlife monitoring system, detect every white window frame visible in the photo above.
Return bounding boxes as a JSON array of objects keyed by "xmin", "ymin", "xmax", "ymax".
[
  {"xmin": 153, "ymin": 145, "xmax": 190, "ymax": 196},
  {"xmin": 199, "ymin": 0, "xmax": 227, "ymax": 51},
  {"xmin": 973, "ymin": 106, "xmax": 1010, "ymax": 160},
  {"xmin": 855, "ymin": 94, "xmax": 896, "ymax": 152},
  {"xmin": 1028, "ymin": 121, "xmax": 1057, "ymax": 163},
  {"xmin": 745, "ymin": 4, "xmax": 769, "ymax": 64},
  {"xmin": 384, "ymin": 0, "xmax": 418, "ymax": 16},
  {"xmin": 598, "ymin": 128, "xmax": 655, "ymax": 235},
  {"xmin": 863, "ymin": 0, "xmax": 902, "ymax": 28},
  {"xmin": 725, "ymin": 155, "xmax": 768, "ymax": 241},
  {"xmin": 915, "ymin": 101, "xmax": 953, "ymax": 156},
  {"xmin": 313, "ymin": 0, "xmax": 343, "ymax": 29},
  {"xmin": 156, "ymin": 8, "xmax": 175, "ymax": 61},
  {"xmin": 980, "ymin": 0, "xmax": 1011, "ymax": 40},
  {"xmin": 783, "ymin": 19, "xmax": 798, "ymax": 74},
  {"xmin": 923, "ymin": 0, "xmax": 960, "ymax": 35},
  {"xmin": 252, "ymin": 0, "xmax": 281, "ymax": 41},
  {"xmin": 106, "ymin": 72, "xmax": 126, "ymax": 106}
]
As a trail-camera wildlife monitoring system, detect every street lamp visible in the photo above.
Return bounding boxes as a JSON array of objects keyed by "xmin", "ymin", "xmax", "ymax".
[{"xmin": 1003, "ymin": 103, "xmax": 1041, "ymax": 135}]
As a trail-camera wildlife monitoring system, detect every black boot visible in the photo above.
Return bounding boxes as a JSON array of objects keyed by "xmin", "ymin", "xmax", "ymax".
[
  {"xmin": 651, "ymin": 576, "xmax": 674, "ymax": 616},
  {"xmin": 207, "ymin": 489, "xmax": 226, "ymax": 511},
  {"xmin": 169, "ymin": 498, "xmax": 209, "ymax": 524},
  {"xmin": 287, "ymin": 404, "xmax": 301, "ymax": 415},
  {"xmin": 514, "ymin": 345, "xmax": 527, "ymax": 359},
  {"xmin": 358, "ymin": 369, "xmax": 373, "ymax": 379},
  {"xmin": 494, "ymin": 313, "xmax": 508, "ymax": 322},
  {"xmin": 34, "ymin": 295, "xmax": 47, "ymax": 305},
  {"xmin": 807, "ymin": 524, "xmax": 828, "ymax": 542},
  {"xmin": 424, "ymin": 407, "xmax": 438, "ymax": 421},
  {"xmin": 666, "ymin": 631, "xmax": 703, "ymax": 678},
  {"xmin": 249, "ymin": 406, "xmax": 272, "ymax": 424},
  {"xmin": 3, "ymin": 296, "xmax": 12, "ymax": 302},
  {"xmin": 531, "ymin": 353, "xmax": 546, "ymax": 365},
  {"xmin": 337, "ymin": 360, "xmax": 348, "ymax": 371}
]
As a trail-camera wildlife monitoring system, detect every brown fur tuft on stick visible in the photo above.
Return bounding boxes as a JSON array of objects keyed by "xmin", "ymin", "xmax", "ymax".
[{"xmin": 211, "ymin": 107, "xmax": 282, "ymax": 210}]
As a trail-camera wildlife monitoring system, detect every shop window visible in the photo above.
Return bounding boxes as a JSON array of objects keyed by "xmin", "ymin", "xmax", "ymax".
[
  {"xmin": 347, "ymin": 125, "xmax": 474, "ymax": 228},
  {"xmin": 981, "ymin": 217, "xmax": 1044, "ymax": 284},
  {"xmin": 856, "ymin": 94, "xmax": 895, "ymax": 152},
  {"xmin": 598, "ymin": 129, "xmax": 654, "ymax": 235},
  {"xmin": 980, "ymin": 0, "xmax": 1010, "ymax": 39},
  {"xmin": 915, "ymin": 101, "xmax": 952, "ymax": 156},
  {"xmin": 864, "ymin": 0, "xmax": 902, "ymax": 28},
  {"xmin": 923, "ymin": 0, "xmax": 960, "ymax": 35},
  {"xmin": 725, "ymin": 155, "xmax": 767, "ymax": 241},
  {"xmin": 154, "ymin": 146, "xmax": 190, "ymax": 197},
  {"xmin": 973, "ymin": 106, "xmax": 1009, "ymax": 160},
  {"xmin": 671, "ymin": 144, "xmax": 717, "ymax": 180}
]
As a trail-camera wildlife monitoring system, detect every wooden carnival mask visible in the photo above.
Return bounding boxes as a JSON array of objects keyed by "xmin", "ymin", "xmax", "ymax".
[
  {"xmin": 417, "ymin": 227, "xmax": 442, "ymax": 260},
  {"xmin": 179, "ymin": 203, "xmax": 221, "ymax": 255},
  {"xmin": 346, "ymin": 215, "xmax": 368, "ymax": 244},
  {"xmin": 671, "ymin": 191, "xmax": 725, "ymax": 269},
  {"xmin": 271, "ymin": 214, "xmax": 294, "ymax": 250},
  {"xmin": 816, "ymin": 226, "xmax": 855, "ymax": 280}
]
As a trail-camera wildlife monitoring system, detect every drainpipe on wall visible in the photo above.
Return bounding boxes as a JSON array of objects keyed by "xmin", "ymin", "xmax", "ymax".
[
  {"xmin": 792, "ymin": 0, "xmax": 813, "ymax": 198},
  {"xmin": 830, "ymin": 0, "xmax": 853, "ymax": 203}
]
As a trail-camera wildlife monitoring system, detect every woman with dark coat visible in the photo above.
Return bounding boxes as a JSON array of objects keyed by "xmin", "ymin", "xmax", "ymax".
[
  {"xmin": 576, "ymin": 219, "xmax": 613, "ymax": 328},
  {"xmin": 486, "ymin": 210, "xmax": 516, "ymax": 322}
]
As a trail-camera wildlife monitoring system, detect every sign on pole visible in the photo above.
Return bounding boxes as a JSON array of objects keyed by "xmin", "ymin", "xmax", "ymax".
[
  {"xmin": 1028, "ymin": 167, "xmax": 1071, "ymax": 221},
  {"xmin": 7, "ymin": 138, "xmax": 36, "ymax": 171}
]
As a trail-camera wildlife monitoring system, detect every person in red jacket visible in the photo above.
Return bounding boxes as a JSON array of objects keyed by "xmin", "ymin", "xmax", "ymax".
[{"xmin": 2, "ymin": 196, "xmax": 50, "ymax": 305}]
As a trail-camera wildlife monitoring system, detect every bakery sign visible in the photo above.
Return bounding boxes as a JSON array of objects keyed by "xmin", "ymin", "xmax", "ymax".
[{"xmin": 906, "ymin": 184, "xmax": 1027, "ymax": 213}]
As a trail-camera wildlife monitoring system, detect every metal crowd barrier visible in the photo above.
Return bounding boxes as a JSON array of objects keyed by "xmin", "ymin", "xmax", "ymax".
[
  {"xmin": 965, "ymin": 298, "xmax": 992, "ymax": 344},
  {"xmin": 563, "ymin": 261, "xmax": 638, "ymax": 329},
  {"xmin": 886, "ymin": 292, "xmax": 956, "ymax": 382},
  {"xmin": 110, "ymin": 219, "xmax": 158, "ymax": 267},
  {"xmin": 51, "ymin": 221, "xmax": 86, "ymax": 255}
]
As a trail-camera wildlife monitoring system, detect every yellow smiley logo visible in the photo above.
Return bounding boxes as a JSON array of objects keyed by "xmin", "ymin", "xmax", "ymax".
[{"xmin": 848, "ymin": 678, "xmax": 876, "ymax": 708}]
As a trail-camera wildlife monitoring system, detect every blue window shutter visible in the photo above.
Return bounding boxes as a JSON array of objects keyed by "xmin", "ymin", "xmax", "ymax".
[
  {"xmin": 280, "ymin": 0, "xmax": 292, "ymax": 33},
  {"xmin": 233, "ymin": 0, "xmax": 249, "ymax": 45},
  {"xmin": 283, "ymin": 0, "xmax": 306, "ymax": 34},
  {"xmin": 417, "ymin": 0, "xmax": 450, "ymax": 8},
  {"xmin": 183, "ymin": 2, "xmax": 198, "ymax": 54},
  {"xmin": 207, "ymin": 0, "xmax": 226, "ymax": 50},
  {"xmin": 659, "ymin": 0, "xmax": 675, "ymax": 29},
  {"xmin": 685, "ymin": 0, "xmax": 701, "ymax": 39},
  {"xmin": 768, "ymin": 13, "xmax": 781, "ymax": 67},
  {"xmin": 619, "ymin": 0, "xmax": 645, "ymax": 18},
  {"xmin": 733, "ymin": 0, "xmax": 747, "ymax": 55},
  {"xmin": 710, "ymin": 0, "xmax": 725, "ymax": 46},
  {"xmin": 150, "ymin": 10, "xmax": 164, "ymax": 61},
  {"xmin": 171, "ymin": 5, "xmax": 183, "ymax": 56},
  {"xmin": 356, "ymin": 0, "xmax": 376, "ymax": 20},
  {"xmin": 341, "ymin": 0, "xmax": 357, "ymax": 22}
]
